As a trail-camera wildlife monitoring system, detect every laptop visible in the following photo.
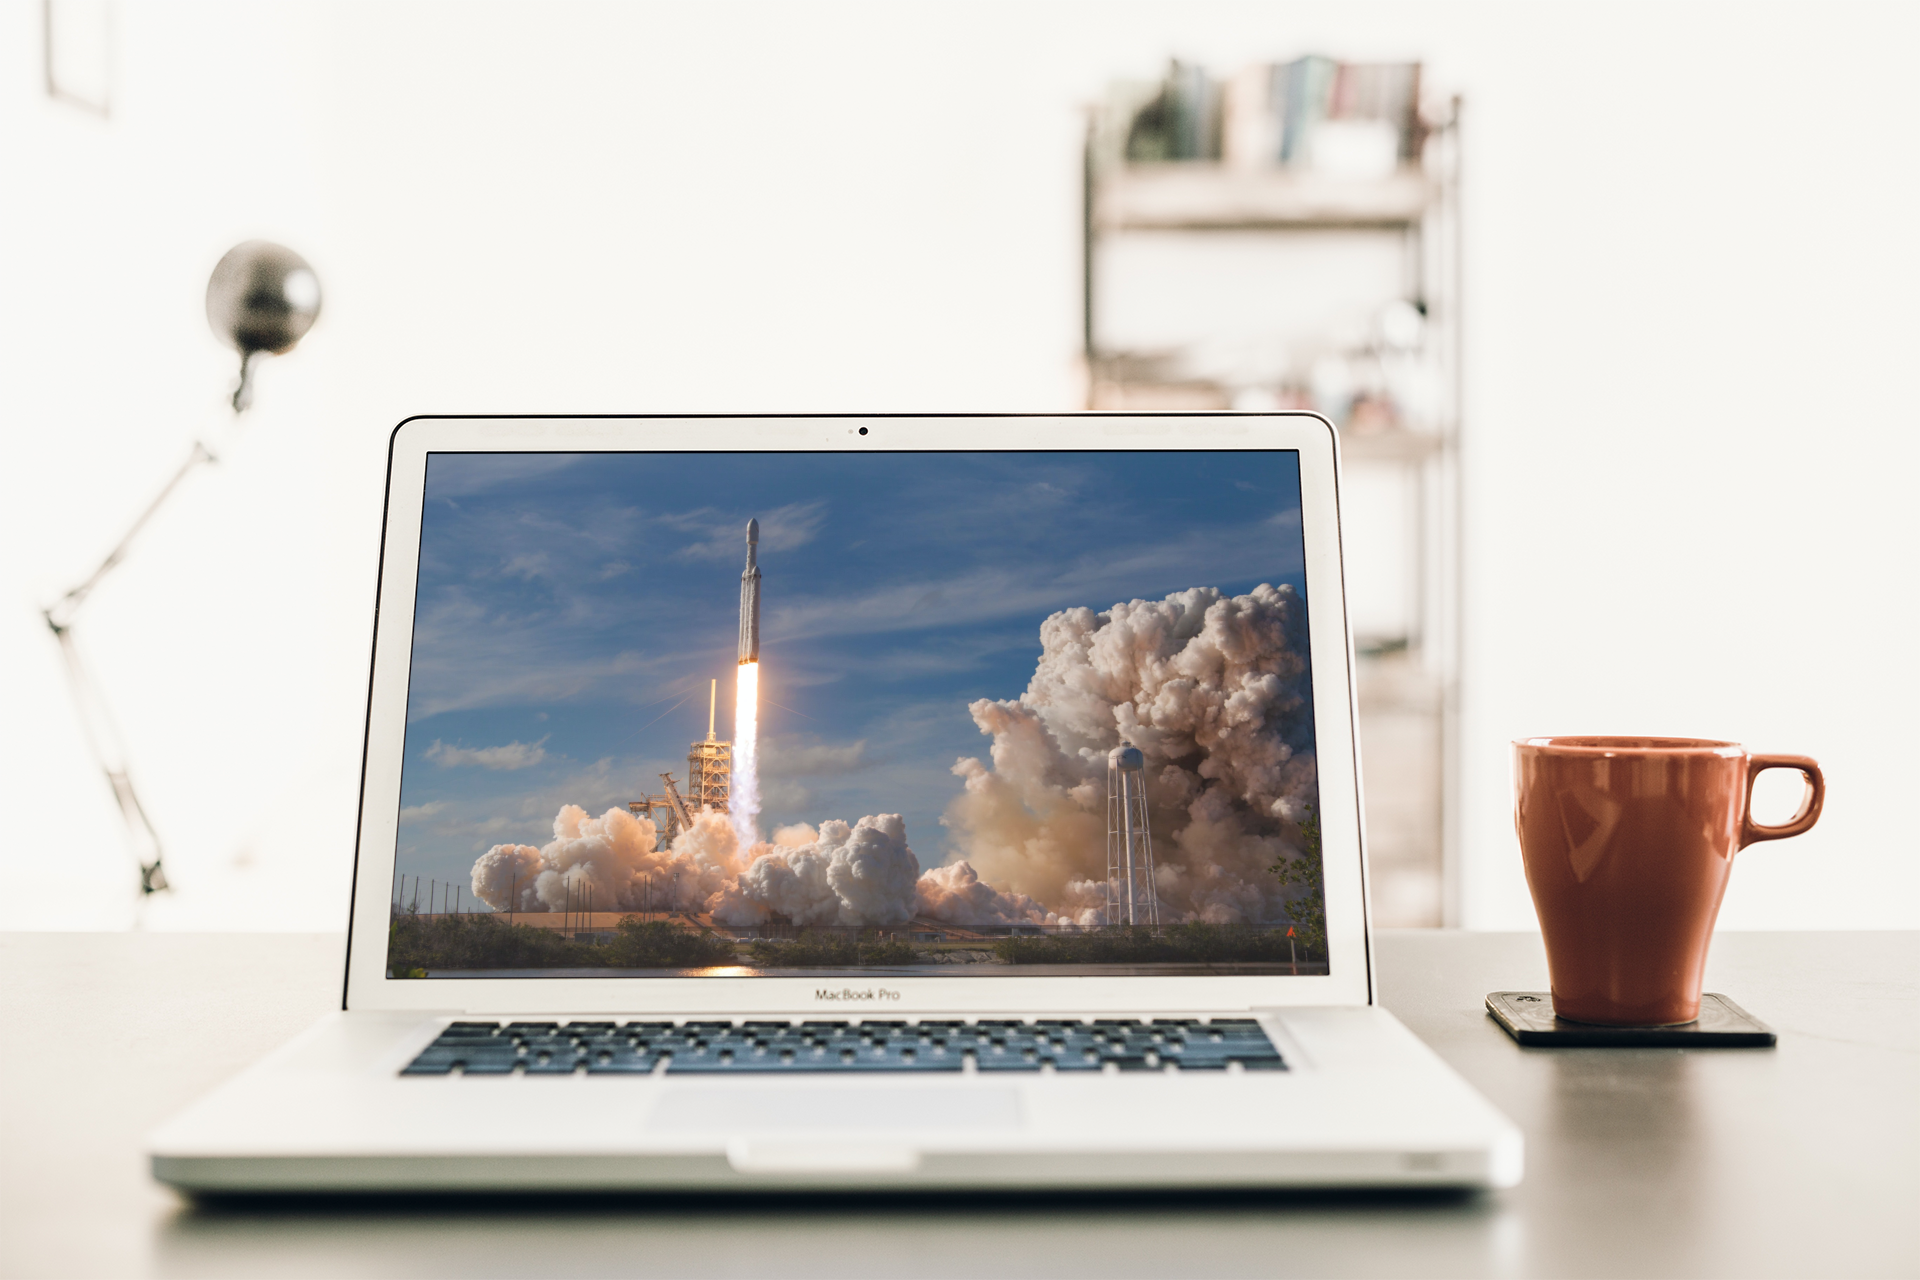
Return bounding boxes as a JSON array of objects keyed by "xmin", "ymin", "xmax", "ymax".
[{"xmin": 148, "ymin": 413, "xmax": 1521, "ymax": 1192}]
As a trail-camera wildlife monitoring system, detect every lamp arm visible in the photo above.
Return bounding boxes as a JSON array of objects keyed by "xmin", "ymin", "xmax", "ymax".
[
  {"xmin": 49, "ymin": 625, "xmax": 168, "ymax": 893},
  {"xmin": 39, "ymin": 400, "xmax": 244, "ymax": 896},
  {"xmin": 44, "ymin": 440, "xmax": 221, "ymax": 633}
]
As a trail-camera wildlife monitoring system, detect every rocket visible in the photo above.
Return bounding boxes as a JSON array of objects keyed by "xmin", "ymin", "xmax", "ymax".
[{"xmin": 738, "ymin": 517, "xmax": 760, "ymax": 664}]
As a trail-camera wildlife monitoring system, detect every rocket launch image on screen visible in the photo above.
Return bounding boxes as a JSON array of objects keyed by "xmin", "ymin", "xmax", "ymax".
[{"xmin": 385, "ymin": 450, "xmax": 1325, "ymax": 978}]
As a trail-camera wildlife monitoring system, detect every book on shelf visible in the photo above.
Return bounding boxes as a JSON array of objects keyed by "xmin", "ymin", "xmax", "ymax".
[
  {"xmin": 1122, "ymin": 59, "xmax": 1222, "ymax": 162},
  {"xmin": 1112, "ymin": 56, "xmax": 1424, "ymax": 177}
]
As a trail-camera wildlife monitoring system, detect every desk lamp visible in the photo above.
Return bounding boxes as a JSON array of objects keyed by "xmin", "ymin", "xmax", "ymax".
[{"xmin": 43, "ymin": 241, "xmax": 321, "ymax": 898}]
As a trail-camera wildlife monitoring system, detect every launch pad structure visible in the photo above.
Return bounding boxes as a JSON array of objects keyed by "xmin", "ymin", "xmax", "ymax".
[
  {"xmin": 686, "ymin": 677, "xmax": 732, "ymax": 813},
  {"xmin": 629, "ymin": 678, "xmax": 730, "ymax": 849}
]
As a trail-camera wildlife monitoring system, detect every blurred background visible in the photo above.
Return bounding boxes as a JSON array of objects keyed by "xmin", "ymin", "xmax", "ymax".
[{"xmin": 3, "ymin": 0, "xmax": 1914, "ymax": 935}]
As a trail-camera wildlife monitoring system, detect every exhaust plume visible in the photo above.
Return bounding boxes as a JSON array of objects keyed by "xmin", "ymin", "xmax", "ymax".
[
  {"xmin": 733, "ymin": 661, "xmax": 760, "ymax": 849},
  {"xmin": 943, "ymin": 583, "xmax": 1317, "ymax": 925},
  {"xmin": 467, "ymin": 583, "xmax": 1315, "ymax": 931}
]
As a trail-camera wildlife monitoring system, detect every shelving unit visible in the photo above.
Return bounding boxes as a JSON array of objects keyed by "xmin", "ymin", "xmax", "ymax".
[
  {"xmin": 1093, "ymin": 167, "xmax": 1433, "ymax": 232},
  {"xmin": 1083, "ymin": 90, "xmax": 1463, "ymax": 926}
]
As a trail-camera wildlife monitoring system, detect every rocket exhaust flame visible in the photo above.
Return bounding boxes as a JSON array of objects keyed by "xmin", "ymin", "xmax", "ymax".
[{"xmin": 733, "ymin": 660, "xmax": 759, "ymax": 849}]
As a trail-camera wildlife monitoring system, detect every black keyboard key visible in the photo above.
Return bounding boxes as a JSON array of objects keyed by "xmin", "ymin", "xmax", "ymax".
[
  {"xmin": 524, "ymin": 1056, "xmax": 582, "ymax": 1075},
  {"xmin": 975, "ymin": 1056, "xmax": 1044, "ymax": 1072},
  {"xmin": 585, "ymin": 1053, "xmax": 659, "ymax": 1074},
  {"xmin": 1048, "ymin": 1054, "xmax": 1105, "ymax": 1072}
]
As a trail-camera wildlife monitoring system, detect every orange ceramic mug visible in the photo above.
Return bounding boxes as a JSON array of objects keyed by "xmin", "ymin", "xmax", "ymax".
[{"xmin": 1513, "ymin": 737, "xmax": 1824, "ymax": 1026}]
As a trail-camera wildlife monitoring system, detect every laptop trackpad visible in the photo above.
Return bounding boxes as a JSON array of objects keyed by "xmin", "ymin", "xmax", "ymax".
[{"xmin": 647, "ymin": 1086, "xmax": 1022, "ymax": 1135}]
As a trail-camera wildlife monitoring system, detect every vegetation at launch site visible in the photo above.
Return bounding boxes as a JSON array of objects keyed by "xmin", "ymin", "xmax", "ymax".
[
  {"xmin": 993, "ymin": 812, "xmax": 1327, "ymax": 966},
  {"xmin": 386, "ymin": 913, "xmax": 737, "ymax": 976},
  {"xmin": 1268, "ymin": 804, "xmax": 1328, "ymax": 958},
  {"xmin": 990, "ymin": 921, "xmax": 1322, "ymax": 966},
  {"xmin": 387, "ymin": 908, "xmax": 1326, "ymax": 976},
  {"xmin": 386, "ymin": 804, "xmax": 1329, "ymax": 975},
  {"xmin": 746, "ymin": 933, "xmax": 921, "ymax": 968}
]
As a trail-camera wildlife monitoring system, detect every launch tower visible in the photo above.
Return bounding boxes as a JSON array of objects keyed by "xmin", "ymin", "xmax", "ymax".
[
  {"xmin": 686, "ymin": 677, "xmax": 732, "ymax": 814},
  {"xmin": 1105, "ymin": 744, "xmax": 1160, "ymax": 928}
]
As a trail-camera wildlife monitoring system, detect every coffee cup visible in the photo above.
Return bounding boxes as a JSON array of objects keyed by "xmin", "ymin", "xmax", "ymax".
[{"xmin": 1513, "ymin": 737, "xmax": 1823, "ymax": 1026}]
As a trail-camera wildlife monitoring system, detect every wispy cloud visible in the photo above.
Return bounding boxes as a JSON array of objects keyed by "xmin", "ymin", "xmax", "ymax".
[
  {"xmin": 426, "ymin": 737, "xmax": 549, "ymax": 770},
  {"xmin": 424, "ymin": 454, "xmax": 582, "ymax": 500},
  {"xmin": 763, "ymin": 515, "xmax": 1305, "ymax": 645},
  {"xmin": 402, "ymin": 606, "xmax": 704, "ymax": 721},
  {"xmin": 658, "ymin": 500, "xmax": 828, "ymax": 560},
  {"xmin": 401, "ymin": 506, "xmax": 1303, "ymax": 723},
  {"xmin": 398, "ymin": 801, "xmax": 448, "ymax": 824},
  {"xmin": 761, "ymin": 738, "xmax": 871, "ymax": 779},
  {"xmin": 500, "ymin": 553, "xmax": 550, "ymax": 580}
]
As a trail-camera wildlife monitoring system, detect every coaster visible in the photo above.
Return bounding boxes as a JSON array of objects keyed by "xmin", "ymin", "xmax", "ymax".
[{"xmin": 1485, "ymin": 991, "xmax": 1776, "ymax": 1047}]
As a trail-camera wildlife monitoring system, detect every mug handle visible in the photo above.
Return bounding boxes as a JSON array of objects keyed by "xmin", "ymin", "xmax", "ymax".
[{"xmin": 1741, "ymin": 754, "xmax": 1825, "ymax": 846}]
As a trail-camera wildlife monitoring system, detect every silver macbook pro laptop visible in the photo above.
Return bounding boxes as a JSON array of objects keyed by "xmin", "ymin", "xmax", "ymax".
[{"xmin": 149, "ymin": 413, "xmax": 1521, "ymax": 1192}]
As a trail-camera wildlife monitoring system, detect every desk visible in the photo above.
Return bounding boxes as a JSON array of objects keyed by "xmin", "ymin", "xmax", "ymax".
[{"xmin": 2, "ymin": 931, "xmax": 1913, "ymax": 1279}]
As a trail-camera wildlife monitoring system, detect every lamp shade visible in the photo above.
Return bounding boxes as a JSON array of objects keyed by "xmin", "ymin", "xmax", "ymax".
[{"xmin": 205, "ymin": 240, "xmax": 321, "ymax": 356}]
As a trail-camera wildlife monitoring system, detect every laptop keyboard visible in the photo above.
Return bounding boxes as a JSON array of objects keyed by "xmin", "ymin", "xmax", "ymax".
[{"xmin": 402, "ymin": 1017, "xmax": 1284, "ymax": 1076}]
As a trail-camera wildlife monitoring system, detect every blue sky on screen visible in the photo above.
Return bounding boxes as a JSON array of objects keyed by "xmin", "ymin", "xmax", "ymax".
[{"xmin": 392, "ymin": 450, "xmax": 1307, "ymax": 896}]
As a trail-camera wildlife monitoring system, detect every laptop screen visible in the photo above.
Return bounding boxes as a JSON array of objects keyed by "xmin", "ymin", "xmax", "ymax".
[{"xmin": 386, "ymin": 450, "xmax": 1325, "ymax": 979}]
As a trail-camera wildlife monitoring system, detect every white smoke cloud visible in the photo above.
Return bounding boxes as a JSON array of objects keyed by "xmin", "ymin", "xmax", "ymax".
[
  {"xmin": 943, "ymin": 583, "xmax": 1317, "ymax": 925},
  {"xmin": 771, "ymin": 822, "xmax": 818, "ymax": 847},
  {"xmin": 466, "ymin": 583, "xmax": 1314, "ymax": 930},
  {"xmin": 915, "ymin": 861, "xmax": 1069, "ymax": 927},
  {"xmin": 468, "ymin": 805, "xmax": 749, "ymax": 916},
  {"xmin": 469, "ymin": 842, "xmax": 545, "ymax": 912},
  {"xmin": 469, "ymin": 803, "xmax": 1051, "ymax": 931},
  {"xmin": 713, "ymin": 815, "xmax": 922, "ymax": 927}
]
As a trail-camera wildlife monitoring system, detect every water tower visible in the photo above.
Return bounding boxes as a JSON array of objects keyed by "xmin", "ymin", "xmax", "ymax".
[{"xmin": 1105, "ymin": 744, "xmax": 1160, "ymax": 928}]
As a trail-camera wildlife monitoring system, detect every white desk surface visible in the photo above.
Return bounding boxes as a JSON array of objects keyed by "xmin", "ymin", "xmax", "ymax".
[{"xmin": 1, "ymin": 929, "xmax": 1913, "ymax": 1279}]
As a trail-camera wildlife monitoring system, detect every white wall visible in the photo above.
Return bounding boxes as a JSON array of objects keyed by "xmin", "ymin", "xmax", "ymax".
[{"xmin": 2, "ymin": 1, "xmax": 1914, "ymax": 931}]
